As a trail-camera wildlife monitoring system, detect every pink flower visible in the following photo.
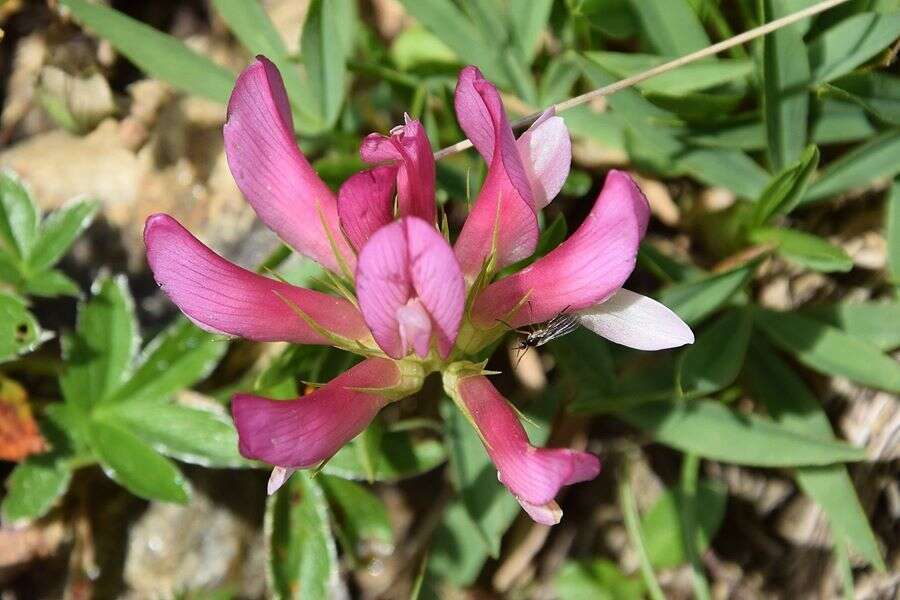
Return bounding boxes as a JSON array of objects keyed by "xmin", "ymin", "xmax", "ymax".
[{"xmin": 143, "ymin": 57, "xmax": 693, "ymax": 525}]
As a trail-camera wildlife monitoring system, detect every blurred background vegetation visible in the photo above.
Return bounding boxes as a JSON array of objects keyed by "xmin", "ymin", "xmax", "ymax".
[{"xmin": 0, "ymin": 0, "xmax": 898, "ymax": 598}]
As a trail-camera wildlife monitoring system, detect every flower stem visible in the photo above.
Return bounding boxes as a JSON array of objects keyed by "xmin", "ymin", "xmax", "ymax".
[
  {"xmin": 618, "ymin": 460, "xmax": 666, "ymax": 600},
  {"xmin": 680, "ymin": 453, "xmax": 712, "ymax": 600}
]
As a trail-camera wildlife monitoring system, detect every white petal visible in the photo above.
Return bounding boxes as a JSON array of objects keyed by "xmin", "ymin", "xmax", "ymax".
[
  {"xmin": 516, "ymin": 110, "xmax": 571, "ymax": 209},
  {"xmin": 267, "ymin": 466, "xmax": 297, "ymax": 495},
  {"xmin": 577, "ymin": 288, "xmax": 694, "ymax": 350},
  {"xmin": 517, "ymin": 497, "xmax": 562, "ymax": 525}
]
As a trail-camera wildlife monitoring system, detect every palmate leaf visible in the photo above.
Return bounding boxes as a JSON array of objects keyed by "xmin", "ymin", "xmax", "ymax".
[
  {"xmin": 808, "ymin": 10, "xmax": 900, "ymax": 84},
  {"xmin": 802, "ymin": 301, "xmax": 900, "ymax": 351},
  {"xmin": 301, "ymin": 0, "xmax": 356, "ymax": 128},
  {"xmin": 748, "ymin": 227, "xmax": 853, "ymax": 273},
  {"xmin": 803, "ymin": 129, "xmax": 900, "ymax": 203},
  {"xmin": 0, "ymin": 293, "xmax": 43, "ymax": 364},
  {"xmin": 628, "ymin": 0, "xmax": 709, "ymax": 55}
]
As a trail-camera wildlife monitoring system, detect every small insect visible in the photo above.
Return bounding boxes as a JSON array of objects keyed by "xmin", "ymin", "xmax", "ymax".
[{"xmin": 500, "ymin": 307, "xmax": 581, "ymax": 368}]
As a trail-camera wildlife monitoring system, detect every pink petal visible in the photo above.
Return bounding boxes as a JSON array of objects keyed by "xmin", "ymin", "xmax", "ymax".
[
  {"xmin": 223, "ymin": 56, "xmax": 354, "ymax": 274},
  {"xmin": 517, "ymin": 498, "xmax": 562, "ymax": 526},
  {"xmin": 267, "ymin": 466, "xmax": 296, "ymax": 495},
  {"xmin": 471, "ymin": 170, "xmax": 650, "ymax": 328},
  {"xmin": 232, "ymin": 357, "xmax": 399, "ymax": 468},
  {"xmin": 517, "ymin": 110, "xmax": 571, "ymax": 209},
  {"xmin": 405, "ymin": 217, "xmax": 465, "ymax": 358},
  {"xmin": 360, "ymin": 115, "xmax": 436, "ymax": 224},
  {"xmin": 454, "ymin": 66, "xmax": 538, "ymax": 276},
  {"xmin": 397, "ymin": 298, "xmax": 433, "ymax": 359},
  {"xmin": 337, "ymin": 166, "xmax": 397, "ymax": 251},
  {"xmin": 144, "ymin": 213, "xmax": 368, "ymax": 343},
  {"xmin": 456, "ymin": 375, "xmax": 600, "ymax": 508},
  {"xmin": 355, "ymin": 217, "xmax": 464, "ymax": 359},
  {"xmin": 577, "ymin": 289, "xmax": 694, "ymax": 350}
]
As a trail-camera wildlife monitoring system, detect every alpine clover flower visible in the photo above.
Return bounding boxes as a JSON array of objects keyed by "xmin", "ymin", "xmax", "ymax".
[{"xmin": 144, "ymin": 57, "xmax": 694, "ymax": 525}]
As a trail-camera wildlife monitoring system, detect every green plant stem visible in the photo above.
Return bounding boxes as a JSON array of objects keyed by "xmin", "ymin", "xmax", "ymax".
[
  {"xmin": 835, "ymin": 539, "xmax": 855, "ymax": 600},
  {"xmin": 680, "ymin": 453, "xmax": 712, "ymax": 600},
  {"xmin": 618, "ymin": 462, "xmax": 666, "ymax": 600}
]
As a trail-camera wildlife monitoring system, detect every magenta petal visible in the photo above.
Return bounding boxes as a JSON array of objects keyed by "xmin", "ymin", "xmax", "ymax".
[
  {"xmin": 355, "ymin": 217, "xmax": 465, "ymax": 359},
  {"xmin": 360, "ymin": 116, "xmax": 436, "ymax": 224},
  {"xmin": 223, "ymin": 56, "xmax": 354, "ymax": 274},
  {"xmin": 453, "ymin": 66, "xmax": 538, "ymax": 276},
  {"xmin": 144, "ymin": 214, "xmax": 368, "ymax": 343},
  {"xmin": 471, "ymin": 170, "xmax": 650, "ymax": 327},
  {"xmin": 517, "ymin": 498, "xmax": 562, "ymax": 526},
  {"xmin": 457, "ymin": 375, "xmax": 601, "ymax": 508},
  {"xmin": 337, "ymin": 165, "xmax": 397, "ymax": 251},
  {"xmin": 355, "ymin": 220, "xmax": 412, "ymax": 358},
  {"xmin": 397, "ymin": 298, "xmax": 432, "ymax": 359},
  {"xmin": 233, "ymin": 358, "xmax": 399, "ymax": 468},
  {"xmin": 405, "ymin": 217, "xmax": 465, "ymax": 358}
]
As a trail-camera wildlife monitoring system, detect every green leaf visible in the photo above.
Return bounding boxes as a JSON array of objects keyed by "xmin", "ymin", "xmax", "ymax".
[
  {"xmin": 112, "ymin": 318, "xmax": 226, "ymax": 403},
  {"xmin": 554, "ymin": 559, "xmax": 645, "ymax": 600},
  {"xmin": 657, "ymin": 261, "xmax": 756, "ymax": 325},
  {"xmin": 811, "ymin": 98, "xmax": 879, "ymax": 145},
  {"xmin": 823, "ymin": 72, "xmax": 900, "ymax": 125},
  {"xmin": 618, "ymin": 399, "xmax": 867, "ymax": 466},
  {"xmin": 1, "ymin": 455, "xmax": 71, "ymax": 524},
  {"xmin": 802, "ymin": 301, "xmax": 900, "ymax": 351},
  {"xmin": 0, "ymin": 171, "xmax": 39, "ymax": 260},
  {"xmin": 888, "ymin": 178, "xmax": 900, "ymax": 286},
  {"xmin": 397, "ymin": 0, "xmax": 507, "ymax": 86},
  {"xmin": 59, "ymin": 0, "xmax": 235, "ymax": 103},
  {"xmin": 426, "ymin": 497, "xmax": 491, "ymax": 586},
  {"xmin": 755, "ymin": 307, "xmax": 900, "ymax": 391},
  {"xmin": 0, "ymin": 292, "xmax": 43, "ymax": 364},
  {"xmin": 761, "ymin": 0, "xmax": 811, "ymax": 171},
  {"xmin": 209, "ymin": 0, "xmax": 319, "ymax": 131},
  {"xmin": 323, "ymin": 430, "xmax": 446, "ymax": 482},
  {"xmin": 679, "ymin": 308, "xmax": 753, "ymax": 397},
  {"xmin": 751, "ymin": 145, "xmax": 820, "ymax": 226},
  {"xmin": 89, "ymin": 419, "xmax": 190, "ymax": 503},
  {"xmin": 677, "ymin": 147, "xmax": 771, "ymax": 200},
  {"xmin": 628, "ymin": 0, "xmax": 710, "ymax": 55},
  {"xmin": 578, "ymin": 0, "xmax": 639, "ymax": 39},
  {"xmin": 266, "ymin": 471, "xmax": 338, "ymax": 600},
  {"xmin": 100, "ymin": 400, "xmax": 246, "ymax": 468},
  {"xmin": 744, "ymin": 340, "xmax": 885, "ymax": 570},
  {"xmin": 641, "ymin": 481, "xmax": 727, "ymax": 569},
  {"xmin": 320, "ymin": 475, "xmax": 394, "ymax": 557},
  {"xmin": 390, "ymin": 26, "xmax": 458, "ymax": 71},
  {"xmin": 28, "ymin": 198, "xmax": 98, "ymax": 273},
  {"xmin": 585, "ymin": 52, "xmax": 752, "ymax": 96},
  {"xmin": 804, "ymin": 129, "xmax": 900, "ymax": 203},
  {"xmin": 809, "ymin": 11, "xmax": 900, "ymax": 84},
  {"xmin": 749, "ymin": 227, "xmax": 853, "ymax": 272},
  {"xmin": 509, "ymin": 0, "xmax": 553, "ymax": 62},
  {"xmin": 301, "ymin": 0, "xmax": 356, "ymax": 127},
  {"xmin": 22, "ymin": 269, "xmax": 81, "ymax": 298},
  {"xmin": 60, "ymin": 276, "xmax": 138, "ymax": 409}
]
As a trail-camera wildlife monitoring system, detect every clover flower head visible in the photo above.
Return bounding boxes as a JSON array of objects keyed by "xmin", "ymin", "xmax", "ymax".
[{"xmin": 144, "ymin": 57, "xmax": 693, "ymax": 525}]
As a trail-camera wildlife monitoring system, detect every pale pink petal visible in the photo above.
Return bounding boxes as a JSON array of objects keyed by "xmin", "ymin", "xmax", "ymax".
[
  {"xmin": 337, "ymin": 165, "xmax": 396, "ymax": 251},
  {"xmin": 355, "ymin": 219, "xmax": 412, "ymax": 358},
  {"xmin": 397, "ymin": 298, "xmax": 432, "ymax": 358},
  {"xmin": 517, "ymin": 498, "xmax": 562, "ymax": 526},
  {"xmin": 233, "ymin": 358, "xmax": 399, "ymax": 468},
  {"xmin": 404, "ymin": 217, "xmax": 465, "ymax": 358},
  {"xmin": 454, "ymin": 66, "xmax": 538, "ymax": 276},
  {"xmin": 144, "ymin": 214, "xmax": 368, "ymax": 344},
  {"xmin": 471, "ymin": 170, "xmax": 650, "ymax": 327},
  {"xmin": 223, "ymin": 56, "xmax": 354, "ymax": 273},
  {"xmin": 360, "ymin": 115, "xmax": 436, "ymax": 224},
  {"xmin": 456, "ymin": 375, "xmax": 600, "ymax": 508},
  {"xmin": 356, "ymin": 217, "xmax": 464, "ymax": 359},
  {"xmin": 267, "ymin": 466, "xmax": 297, "ymax": 495},
  {"xmin": 577, "ymin": 289, "xmax": 694, "ymax": 350},
  {"xmin": 517, "ymin": 110, "xmax": 571, "ymax": 209}
]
